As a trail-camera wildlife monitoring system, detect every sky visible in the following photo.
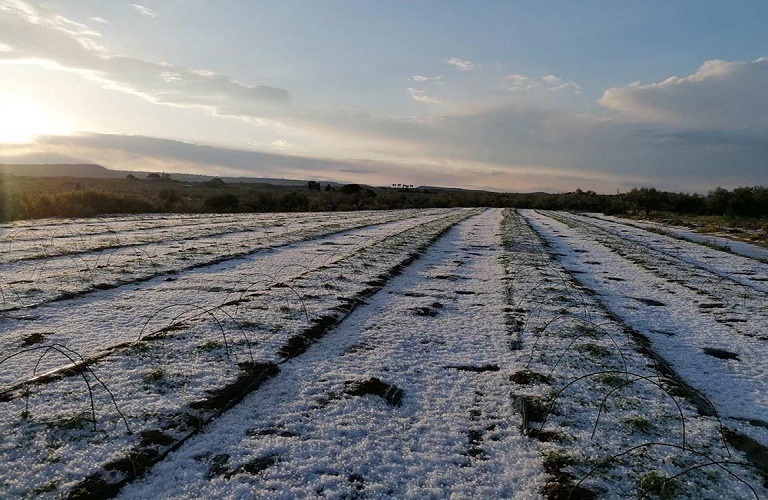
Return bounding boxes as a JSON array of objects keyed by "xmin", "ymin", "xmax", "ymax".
[{"xmin": 0, "ymin": 0, "xmax": 767, "ymax": 193}]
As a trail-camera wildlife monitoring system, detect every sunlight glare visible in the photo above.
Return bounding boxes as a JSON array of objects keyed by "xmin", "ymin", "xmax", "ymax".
[{"xmin": 0, "ymin": 92, "xmax": 71, "ymax": 143}]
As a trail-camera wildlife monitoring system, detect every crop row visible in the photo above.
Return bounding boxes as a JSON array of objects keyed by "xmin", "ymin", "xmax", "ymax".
[
  {"xmin": 0, "ymin": 208, "xmax": 475, "ymax": 498},
  {"xmin": 0, "ymin": 209, "xmax": 445, "ymax": 311},
  {"xmin": 504, "ymin": 209, "xmax": 765, "ymax": 497}
]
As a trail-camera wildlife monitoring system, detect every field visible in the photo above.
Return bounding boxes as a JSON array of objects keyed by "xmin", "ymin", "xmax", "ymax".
[{"xmin": 1, "ymin": 208, "xmax": 767, "ymax": 498}]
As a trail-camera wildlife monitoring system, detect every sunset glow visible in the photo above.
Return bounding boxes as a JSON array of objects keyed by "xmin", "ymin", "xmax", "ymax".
[
  {"xmin": 0, "ymin": 92, "xmax": 70, "ymax": 144},
  {"xmin": 0, "ymin": 1, "xmax": 766, "ymax": 191}
]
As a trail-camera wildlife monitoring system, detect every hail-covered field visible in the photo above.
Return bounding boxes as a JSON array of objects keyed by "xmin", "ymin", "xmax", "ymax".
[{"xmin": 1, "ymin": 208, "xmax": 766, "ymax": 499}]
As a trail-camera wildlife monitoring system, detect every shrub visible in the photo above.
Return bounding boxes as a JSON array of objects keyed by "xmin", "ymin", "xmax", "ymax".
[{"xmin": 204, "ymin": 193, "xmax": 239, "ymax": 212}]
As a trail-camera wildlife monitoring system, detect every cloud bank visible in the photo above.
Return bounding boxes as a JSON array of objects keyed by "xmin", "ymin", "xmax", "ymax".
[
  {"xmin": 601, "ymin": 57, "xmax": 768, "ymax": 131},
  {"xmin": 1, "ymin": 132, "xmax": 635, "ymax": 193},
  {"xmin": 0, "ymin": 0, "xmax": 290, "ymax": 116}
]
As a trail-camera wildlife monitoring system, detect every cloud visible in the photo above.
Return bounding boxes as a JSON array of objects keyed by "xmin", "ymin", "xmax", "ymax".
[
  {"xmin": 269, "ymin": 139, "xmax": 292, "ymax": 150},
  {"xmin": 0, "ymin": 0, "xmax": 290, "ymax": 116},
  {"xmin": 502, "ymin": 73, "xmax": 582, "ymax": 93},
  {"xmin": 406, "ymin": 88, "xmax": 441, "ymax": 104},
  {"xmin": 541, "ymin": 74, "xmax": 582, "ymax": 93},
  {"xmin": 1, "ymin": 1, "xmax": 765, "ymax": 194},
  {"xmin": 503, "ymin": 74, "xmax": 538, "ymax": 91},
  {"xmin": 600, "ymin": 57, "xmax": 768, "ymax": 130},
  {"xmin": 129, "ymin": 4, "xmax": 157, "ymax": 18},
  {"xmin": 88, "ymin": 16, "xmax": 110, "ymax": 24},
  {"xmin": 0, "ymin": 132, "xmax": 637, "ymax": 192},
  {"xmin": 446, "ymin": 57, "xmax": 476, "ymax": 72},
  {"xmin": 409, "ymin": 75, "xmax": 443, "ymax": 83}
]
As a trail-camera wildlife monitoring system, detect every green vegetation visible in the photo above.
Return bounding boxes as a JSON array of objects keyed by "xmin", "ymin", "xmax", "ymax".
[
  {"xmin": 623, "ymin": 417, "xmax": 652, "ymax": 434},
  {"xmin": 575, "ymin": 343, "xmax": 611, "ymax": 357},
  {"xmin": 594, "ymin": 373, "xmax": 627, "ymax": 388},
  {"xmin": 636, "ymin": 471, "xmax": 680, "ymax": 499},
  {"xmin": 1, "ymin": 172, "xmax": 767, "ymax": 239},
  {"xmin": 142, "ymin": 368, "xmax": 168, "ymax": 384}
]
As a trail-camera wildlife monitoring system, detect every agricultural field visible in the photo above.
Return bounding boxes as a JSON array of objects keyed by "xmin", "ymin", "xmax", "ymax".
[{"xmin": 1, "ymin": 208, "xmax": 766, "ymax": 499}]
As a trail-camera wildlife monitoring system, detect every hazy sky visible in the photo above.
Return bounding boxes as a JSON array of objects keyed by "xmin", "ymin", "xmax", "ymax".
[{"xmin": 1, "ymin": 1, "xmax": 767, "ymax": 192}]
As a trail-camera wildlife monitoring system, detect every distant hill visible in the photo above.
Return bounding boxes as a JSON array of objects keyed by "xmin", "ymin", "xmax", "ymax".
[
  {"xmin": 0, "ymin": 163, "xmax": 319, "ymax": 187},
  {"xmin": 0, "ymin": 164, "xmax": 119, "ymax": 178}
]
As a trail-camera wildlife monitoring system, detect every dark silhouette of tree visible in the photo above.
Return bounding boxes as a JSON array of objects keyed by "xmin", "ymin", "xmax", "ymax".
[
  {"xmin": 204, "ymin": 193, "xmax": 239, "ymax": 212},
  {"xmin": 340, "ymin": 184, "xmax": 363, "ymax": 195}
]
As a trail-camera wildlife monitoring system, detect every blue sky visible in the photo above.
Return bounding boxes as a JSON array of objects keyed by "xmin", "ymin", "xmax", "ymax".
[{"xmin": 1, "ymin": 1, "xmax": 767, "ymax": 192}]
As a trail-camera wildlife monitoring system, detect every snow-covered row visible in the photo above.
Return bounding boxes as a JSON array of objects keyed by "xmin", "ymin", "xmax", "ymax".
[
  {"xmin": 503, "ymin": 210, "xmax": 765, "ymax": 498},
  {"xmin": 3, "ymin": 208, "xmax": 766, "ymax": 498},
  {"xmin": 0, "ymin": 212, "xmax": 289, "ymax": 263},
  {"xmin": 523, "ymin": 210, "xmax": 768, "ymax": 459},
  {"xmin": 586, "ymin": 213, "xmax": 768, "ymax": 263},
  {"xmin": 119, "ymin": 208, "xmax": 547, "ymax": 499},
  {"xmin": 541, "ymin": 211, "xmax": 768, "ymax": 346},
  {"xmin": 0, "ymin": 210, "xmax": 440, "ymax": 311},
  {"xmin": 555, "ymin": 211, "xmax": 768, "ymax": 293},
  {"xmin": 0, "ymin": 209, "xmax": 474, "ymax": 498},
  {"xmin": 0, "ymin": 209, "xmax": 464, "ymax": 383}
]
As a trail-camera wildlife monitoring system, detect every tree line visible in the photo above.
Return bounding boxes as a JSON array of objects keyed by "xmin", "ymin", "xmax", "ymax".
[{"xmin": 1, "ymin": 173, "xmax": 766, "ymax": 222}]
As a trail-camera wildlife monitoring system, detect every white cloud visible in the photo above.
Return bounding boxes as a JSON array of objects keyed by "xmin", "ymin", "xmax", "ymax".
[
  {"xmin": 0, "ymin": 0, "xmax": 290, "ymax": 116},
  {"xmin": 88, "ymin": 16, "xmax": 110, "ymax": 25},
  {"xmin": 600, "ymin": 57, "xmax": 768, "ymax": 130},
  {"xmin": 407, "ymin": 87, "xmax": 440, "ymax": 104},
  {"xmin": 159, "ymin": 71, "xmax": 181, "ymax": 82},
  {"xmin": 129, "ymin": 4, "xmax": 157, "ymax": 18},
  {"xmin": 503, "ymin": 74, "xmax": 538, "ymax": 91},
  {"xmin": 503, "ymin": 73, "xmax": 582, "ymax": 93},
  {"xmin": 409, "ymin": 75, "xmax": 443, "ymax": 83},
  {"xmin": 445, "ymin": 57, "xmax": 475, "ymax": 72},
  {"xmin": 1, "ymin": 0, "xmax": 765, "ymax": 193}
]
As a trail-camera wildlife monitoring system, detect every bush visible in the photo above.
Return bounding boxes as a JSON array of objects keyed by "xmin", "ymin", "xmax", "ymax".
[{"xmin": 204, "ymin": 193, "xmax": 239, "ymax": 212}]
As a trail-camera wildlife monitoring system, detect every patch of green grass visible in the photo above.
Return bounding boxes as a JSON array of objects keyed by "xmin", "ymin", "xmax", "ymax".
[
  {"xmin": 142, "ymin": 367, "xmax": 168, "ymax": 384},
  {"xmin": 574, "ymin": 323, "xmax": 599, "ymax": 338},
  {"xmin": 542, "ymin": 450, "xmax": 576, "ymax": 473},
  {"xmin": 575, "ymin": 343, "xmax": 611, "ymax": 357},
  {"xmin": 509, "ymin": 370, "xmax": 553, "ymax": 385},
  {"xmin": 198, "ymin": 339, "xmax": 223, "ymax": 351},
  {"xmin": 623, "ymin": 417, "xmax": 652, "ymax": 434},
  {"xmin": 636, "ymin": 471, "xmax": 679, "ymax": 499},
  {"xmin": 31, "ymin": 479, "xmax": 60, "ymax": 495},
  {"xmin": 700, "ymin": 238, "xmax": 732, "ymax": 253},
  {"xmin": 594, "ymin": 373, "xmax": 627, "ymax": 388},
  {"xmin": 44, "ymin": 412, "xmax": 93, "ymax": 432}
]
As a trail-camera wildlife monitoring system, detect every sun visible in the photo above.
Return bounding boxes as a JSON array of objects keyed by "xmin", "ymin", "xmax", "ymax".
[{"xmin": 0, "ymin": 92, "xmax": 71, "ymax": 143}]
